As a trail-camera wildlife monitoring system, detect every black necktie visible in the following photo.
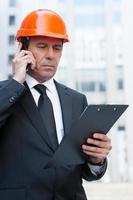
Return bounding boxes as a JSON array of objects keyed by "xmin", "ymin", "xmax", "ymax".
[{"xmin": 34, "ymin": 84, "xmax": 58, "ymax": 150}]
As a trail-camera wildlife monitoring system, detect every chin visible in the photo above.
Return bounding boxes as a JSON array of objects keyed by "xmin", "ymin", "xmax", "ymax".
[{"xmin": 38, "ymin": 73, "xmax": 55, "ymax": 82}]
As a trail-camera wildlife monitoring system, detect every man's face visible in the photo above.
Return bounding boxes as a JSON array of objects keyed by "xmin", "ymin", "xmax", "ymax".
[{"xmin": 28, "ymin": 36, "xmax": 63, "ymax": 82}]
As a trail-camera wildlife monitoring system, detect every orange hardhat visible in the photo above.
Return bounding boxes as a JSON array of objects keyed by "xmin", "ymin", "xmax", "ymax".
[{"xmin": 16, "ymin": 9, "xmax": 69, "ymax": 42}]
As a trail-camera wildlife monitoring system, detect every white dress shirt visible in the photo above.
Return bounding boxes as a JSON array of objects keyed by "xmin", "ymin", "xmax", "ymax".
[{"xmin": 26, "ymin": 74, "xmax": 64, "ymax": 144}]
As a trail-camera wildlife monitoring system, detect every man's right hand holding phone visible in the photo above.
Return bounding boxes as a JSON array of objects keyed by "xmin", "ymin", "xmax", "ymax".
[{"xmin": 12, "ymin": 43, "xmax": 36, "ymax": 84}]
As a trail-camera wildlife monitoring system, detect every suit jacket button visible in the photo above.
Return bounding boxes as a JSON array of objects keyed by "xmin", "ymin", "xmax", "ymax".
[{"xmin": 9, "ymin": 96, "xmax": 17, "ymax": 103}]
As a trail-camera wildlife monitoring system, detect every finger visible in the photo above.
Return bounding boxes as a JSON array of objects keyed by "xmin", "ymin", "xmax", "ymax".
[
  {"xmin": 23, "ymin": 57, "xmax": 36, "ymax": 70},
  {"xmin": 30, "ymin": 60, "xmax": 36, "ymax": 69},
  {"xmin": 86, "ymin": 137, "xmax": 103, "ymax": 146},
  {"xmin": 83, "ymin": 149, "xmax": 106, "ymax": 159},
  {"xmin": 21, "ymin": 50, "xmax": 33, "ymax": 56},
  {"xmin": 82, "ymin": 143, "xmax": 103, "ymax": 152},
  {"xmin": 16, "ymin": 43, "xmax": 22, "ymax": 56},
  {"xmin": 82, "ymin": 142, "xmax": 111, "ymax": 154},
  {"xmin": 82, "ymin": 144, "xmax": 110, "ymax": 158},
  {"xmin": 23, "ymin": 54, "xmax": 35, "ymax": 63},
  {"xmin": 93, "ymin": 133, "xmax": 110, "ymax": 141},
  {"xmin": 18, "ymin": 50, "xmax": 29, "ymax": 57},
  {"xmin": 16, "ymin": 51, "xmax": 33, "ymax": 62},
  {"xmin": 24, "ymin": 52, "xmax": 36, "ymax": 68},
  {"xmin": 86, "ymin": 137, "xmax": 111, "ymax": 149}
]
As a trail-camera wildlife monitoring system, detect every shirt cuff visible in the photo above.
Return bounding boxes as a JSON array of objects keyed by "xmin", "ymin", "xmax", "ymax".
[{"xmin": 88, "ymin": 159, "xmax": 106, "ymax": 176}]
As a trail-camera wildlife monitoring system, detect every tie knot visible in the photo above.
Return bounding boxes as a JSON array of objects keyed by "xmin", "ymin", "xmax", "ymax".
[{"xmin": 34, "ymin": 84, "xmax": 46, "ymax": 95}]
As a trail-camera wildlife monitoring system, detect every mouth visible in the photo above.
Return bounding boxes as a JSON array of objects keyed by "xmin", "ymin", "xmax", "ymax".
[
  {"xmin": 41, "ymin": 64, "xmax": 55, "ymax": 68},
  {"xmin": 41, "ymin": 64, "xmax": 54, "ymax": 67}
]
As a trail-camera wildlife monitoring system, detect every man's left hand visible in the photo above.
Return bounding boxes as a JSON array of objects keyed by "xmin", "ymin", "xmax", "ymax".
[{"xmin": 82, "ymin": 133, "xmax": 112, "ymax": 164}]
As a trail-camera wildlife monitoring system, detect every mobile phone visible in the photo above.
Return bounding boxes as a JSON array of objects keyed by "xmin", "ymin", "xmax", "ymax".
[{"xmin": 21, "ymin": 37, "xmax": 31, "ymax": 70}]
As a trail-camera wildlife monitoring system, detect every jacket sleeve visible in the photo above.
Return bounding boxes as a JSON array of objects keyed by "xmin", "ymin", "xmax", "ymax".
[
  {"xmin": 0, "ymin": 79, "xmax": 26, "ymax": 128},
  {"xmin": 82, "ymin": 158, "xmax": 107, "ymax": 181}
]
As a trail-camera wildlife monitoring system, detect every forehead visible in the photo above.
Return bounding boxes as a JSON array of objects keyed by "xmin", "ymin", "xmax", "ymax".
[{"xmin": 29, "ymin": 36, "xmax": 63, "ymax": 44}]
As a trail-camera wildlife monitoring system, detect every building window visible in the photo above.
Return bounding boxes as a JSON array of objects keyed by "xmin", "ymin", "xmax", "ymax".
[
  {"xmin": 9, "ymin": 15, "xmax": 15, "ymax": 26},
  {"xmin": 117, "ymin": 65, "xmax": 123, "ymax": 69},
  {"xmin": 99, "ymin": 81, "xmax": 106, "ymax": 91},
  {"xmin": 8, "ymin": 54, "xmax": 14, "ymax": 65},
  {"xmin": 9, "ymin": 0, "xmax": 16, "ymax": 7},
  {"xmin": 87, "ymin": 82, "xmax": 95, "ymax": 92},
  {"xmin": 118, "ymin": 125, "xmax": 125, "ymax": 131},
  {"xmin": 117, "ymin": 79, "xmax": 123, "ymax": 90},
  {"xmin": 8, "ymin": 35, "xmax": 15, "ymax": 45},
  {"xmin": 76, "ymin": 81, "xmax": 95, "ymax": 92}
]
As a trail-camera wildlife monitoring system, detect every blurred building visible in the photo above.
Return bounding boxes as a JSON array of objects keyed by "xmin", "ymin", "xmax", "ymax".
[
  {"xmin": 121, "ymin": 0, "xmax": 133, "ymax": 182},
  {"xmin": 0, "ymin": 0, "xmax": 19, "ymax": 79},
  {"xmin": 0, "ymin": 0, "xmax": 133, "ymax": 182}
]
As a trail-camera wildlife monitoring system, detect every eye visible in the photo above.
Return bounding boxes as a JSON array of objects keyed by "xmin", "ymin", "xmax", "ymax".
[
  {"xmin": 53, "ymin": 45, "xmax": 63, "ymax": 51},
  {"xmin": 37, "ymin": 43, "xmax": 47, "ymax": 48}
]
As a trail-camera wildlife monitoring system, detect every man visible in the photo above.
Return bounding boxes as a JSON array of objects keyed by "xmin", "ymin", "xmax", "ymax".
[{"xmin": 0, "ymin": 9, "xmax": 112, "ymax": 200}]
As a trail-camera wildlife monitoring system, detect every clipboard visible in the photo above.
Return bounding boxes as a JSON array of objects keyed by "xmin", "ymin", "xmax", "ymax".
[{"xmin": 49, "ymin": 104, "xmax": 128, "ymax": 167}]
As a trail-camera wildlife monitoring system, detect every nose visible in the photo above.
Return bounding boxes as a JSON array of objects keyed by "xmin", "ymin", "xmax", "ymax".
[{"xmin": 45, "ymin": 46, "xmax": 54, "ymax": 60}]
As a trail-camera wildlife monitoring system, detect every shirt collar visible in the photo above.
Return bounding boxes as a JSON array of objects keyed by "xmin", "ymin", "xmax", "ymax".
[{"xmin": 26, "ymin": 74, "xmax": 56, "ymax": 94}]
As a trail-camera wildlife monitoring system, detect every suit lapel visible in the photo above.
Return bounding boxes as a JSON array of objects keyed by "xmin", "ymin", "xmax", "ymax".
[
  {"xmin": 19, "ymin": 81, "xmax": 73, "ymax": 150},
  {"xmin": 55, "ymin": 81, "xmax": 72, "ymax": 135},
  {"xmin": 20, "ymin": 84, "xmax": 54, "ymax": 152}
]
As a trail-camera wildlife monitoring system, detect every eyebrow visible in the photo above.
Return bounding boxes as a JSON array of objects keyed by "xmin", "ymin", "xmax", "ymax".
[
  {"xmin": 37, "ymin": 42, "xmax": 63, "ymax": 47},
  {"xmin": 37, "ymin": 41, "xmax": 62, "ymax": 44}
]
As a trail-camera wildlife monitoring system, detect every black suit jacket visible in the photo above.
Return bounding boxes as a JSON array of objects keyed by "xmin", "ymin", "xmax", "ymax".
[{"xmin": 0, "ymin": 79, "xmax": 107, "ymax": 200}]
